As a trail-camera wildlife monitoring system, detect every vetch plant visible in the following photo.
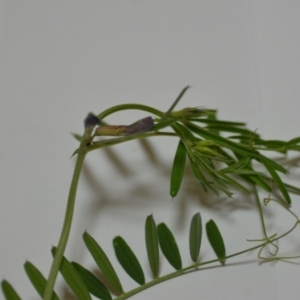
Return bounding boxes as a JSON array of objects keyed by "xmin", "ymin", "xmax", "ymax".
[{"xmin": 2, "ymin": 86, "xmax": 300, "ymax": 300}]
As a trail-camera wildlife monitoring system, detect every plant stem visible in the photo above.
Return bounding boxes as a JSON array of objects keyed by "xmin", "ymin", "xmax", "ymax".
[
  {"xmin": 254, "ymin": 186, "xmax": 268, "ymax": 239},
  {"xmin": 42, "ymin": 104, "xmax": 177, "ymax": 299},
  {"xmin": 43, "ymin": 139, "xmax": 87, "ymax": 300},
  {"xmin": 98, "ymin": 104, "xmax": 164, "ymax": 120}
]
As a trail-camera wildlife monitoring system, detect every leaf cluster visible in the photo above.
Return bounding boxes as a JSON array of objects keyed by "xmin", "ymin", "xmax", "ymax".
[
  {"xmin": 2, "ymin": 86, "xmax": 300, "ymax": 300},
  {"xmin": 166, "ymin": 90, "xmax": 300, "ymax": 203},
  {"xmin": 2, "ymin": 213, "xmax": 227, "ymax": 300},
  {"xmin": 85, "ymin": 86, "xmax": 300, "ymax": 204}
]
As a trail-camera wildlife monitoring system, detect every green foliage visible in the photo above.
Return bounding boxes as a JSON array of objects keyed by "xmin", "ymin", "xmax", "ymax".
[
  {"xmin": 24, "ymin": 261, "xmax": 59, "ymax": 300},
  {"xmin": 18, "ymin": 211, "xmax": 298, "ymax": 299},
  {"xmin": 72, "ymin": 262, "xmax": 112, "ymax": 300},
  {"xmin": 113, "ymin": 236, "xmax": 145, "ymax": 285},
  {"xmin": 259, "ymin": 155, "xmax": 291, "ymax": 204},
  {"xmin": 3, "ymin": 87, "xmax": 300, "ymax": 299},
  {"xmin": 83, "ymin": 231, "xmax": 123, "ymax": 294},
  {"xmin": 206, "ymin": 220, "xmax": 226, "ymax": 264},
  {"xmin": 170, "ymin": 140, "xmax": 187, "ymax": 197},
  {"xmin": 158, "ymin": 86, "xmax": 190, "ymax": 124},
  {"xmin": 1, "ymin": 280, "xmax": 21, "ymax": 300},
  {"xmin": 189, "ymin": 213, "xmax": 202, "ymax": 262},
  {"xmin": 145, "ymin": 215, "xmax": 159, "ymax": 278},
  {"xmin": 51, "ymin": 247, "xmax": 92, "ymax": 300},
  {"xmin": 157, "ymin": 223, "xmax": 182, "ymax": 271}
]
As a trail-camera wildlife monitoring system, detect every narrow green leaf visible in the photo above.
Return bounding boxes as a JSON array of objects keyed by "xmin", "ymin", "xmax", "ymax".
[
  {"xmin": 113, "ymin": 236, "xmax": 145, "ymax": 285},
  {"xmin": 83, "ymin": 232, "xmax": 123, "ymax": 294},
  {"xmin": 145, "ymin": 215, "xmax": 159, "ymax": 277},
  {"xmin": 72, "ymin": 133, "xmax": 82, "ymax": 142},
  {"xmin": 206, "ymin": 220, "xmax": 226, "ymax": 264},
  {"xmin": 193, "ymin": 118, "xmax": 246, "ymax": 127},
  {"xmin": 1, "ymin": 280, "xmax": 21, "ymax": 300},
  {"xmin": 153, "ymin": 116, "xmax": 182, "ymax": 131},
  {"xmin": 186, "ymin": 122, "xmax": 259, "ymax": 157},
  {"xmin": 157, "ymin": 223, "xmax": 182, "ymax": 270},
  {"xmin": 247, "ymin": 174, "xmax": 272, "ymax": 192},
  {"xmin": 247, "ymin": 176, "xmax": 271, "ymax": 192},
  {"xmin": 24, "ymin": 261, "xmax": 59, "ymax": 300},
  {"xmin": 282, "ymin": 181, "xmax": 300, "ymax": 195},
  {"xmin": 206, "ymin": 109, "xmax": 218, "ymax": 118},
  {"xmin": 258, "ymin": 154, "xmax": 287, "ymax": 174},
  {"xmin": 170, "ymin": 140, "xmax": 187, "ymax": 197},
  {"xmin": 220, "ymin": 157, "xmax": 250, "ymax": 172},
  {"xmin": 205, "ymin": 110, "xmax": 219, "ymax": 134},
  {"xmin": 158, "ymin": 86, "xmax": 190, "ymax": 124},
  {"xmin": 72, "ymin": 262, "xmax": 112, "ymax": 300},
  {"xmin": 255, "ymin": 139, "xmax": 286, "ymax": 149},
  {"xmin": 259, "ymin": 156, "xmax": 291, "ymax": 204},
  {"xmin": 204, "ymin": 125, "xmax": 259, "ymax": 138},
  {"xmin": 229, "ymin": 155, "xmax": 272, "ymax": 193},
  {"xmin": 70, "ymin": 148, "xmax": 79, "ymax": 158},
  {"xmin": 188, "ymin": 156, "xmax": 204, "ymax": 181},
  {"xmin": 219, "ymin": 173, "xmax": 249, "ymax": 194},
  {"xmin": 51, "ymin": 247, "xmax": 91, "ymax": 300},
  {"xmin": 194, "ymin": 158, "xmax": 232, "ymax": 197},
  {"xmin": 286, "ymin": 136, "xmax": 300, "ymax": 146},
  {"xmin": 174, "ymin": 122, "xmax": 199, "ymax": 142},
  {"xmin": 286, "ymin": 145, "xmax": 300, "ymax": 151},
  {"xmin": 188, "ymin": 155, "xmax": 208, "ymax": 191},
  {"xmin": 226, "ymin": 169, "xmax": 265, "ymax": 176},
  {"xmin": 189, "ymin": 213, "xmax": 202, "ymax": 262},
  {"xmin": 228, "ymin": 135, "xmax": 253, "ymax": 143}
]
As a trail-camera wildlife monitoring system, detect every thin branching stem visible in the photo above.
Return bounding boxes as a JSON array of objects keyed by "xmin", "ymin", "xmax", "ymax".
[
  {"xmin": 98, "ymin": 103, "xmax": 164, "ymax": 120},
  {"xmin": 42, "ymin": 104, "xmax": 174, "ymax": 299},
  {"xmin": 254, "ymin": 186, "xmax": 268, "ymax": 239}
]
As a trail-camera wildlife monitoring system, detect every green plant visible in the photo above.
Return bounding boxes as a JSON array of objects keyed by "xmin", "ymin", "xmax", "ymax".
[{"xmin": 2, "ymin": 87, "xmax": 300, "ymax": 300}]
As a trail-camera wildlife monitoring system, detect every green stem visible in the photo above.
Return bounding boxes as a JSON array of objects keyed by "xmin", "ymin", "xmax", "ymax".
[
  {"xmin": 254, "ymin": 186, "xmax": 268, "ymax": 239},
  {"xmin": 43, "ymin": 139, "xmax": 87, "ymax": 300},
  {"xmin": 98, "ymin": 104, "xmax": 164, "ymax": 120},
  {"xmin": 42, "ymin": 105, "xmax": 174, "ymax": 299}
]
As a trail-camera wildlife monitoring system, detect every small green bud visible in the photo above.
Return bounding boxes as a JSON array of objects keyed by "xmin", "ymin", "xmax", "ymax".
[
  {"xmin": 195, "ymin": 146, "xmax": 219, "ymax": 156},
  {"xmin": 191, "ymin": 140, "xmax": 225, "ymax": 160},
  {"xmin": 195, "ymin": 140, "xmax": 216, "ymax": 147}
]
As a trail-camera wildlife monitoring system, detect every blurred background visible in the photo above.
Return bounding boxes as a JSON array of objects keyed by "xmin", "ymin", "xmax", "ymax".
[{"xmin": 1, "ymin": 1, "xmax": 300, "ymax": 299}]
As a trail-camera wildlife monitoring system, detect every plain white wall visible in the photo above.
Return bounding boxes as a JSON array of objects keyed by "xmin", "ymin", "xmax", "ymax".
[{"xmin": 1, "ymin": 1, "xmax": 300, "ymax": 299}]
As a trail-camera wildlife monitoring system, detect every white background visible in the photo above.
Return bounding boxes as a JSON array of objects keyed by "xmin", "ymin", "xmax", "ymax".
[{"xmin": 1, "ymin": 1, "xmax": 300, "ymax": 299}]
